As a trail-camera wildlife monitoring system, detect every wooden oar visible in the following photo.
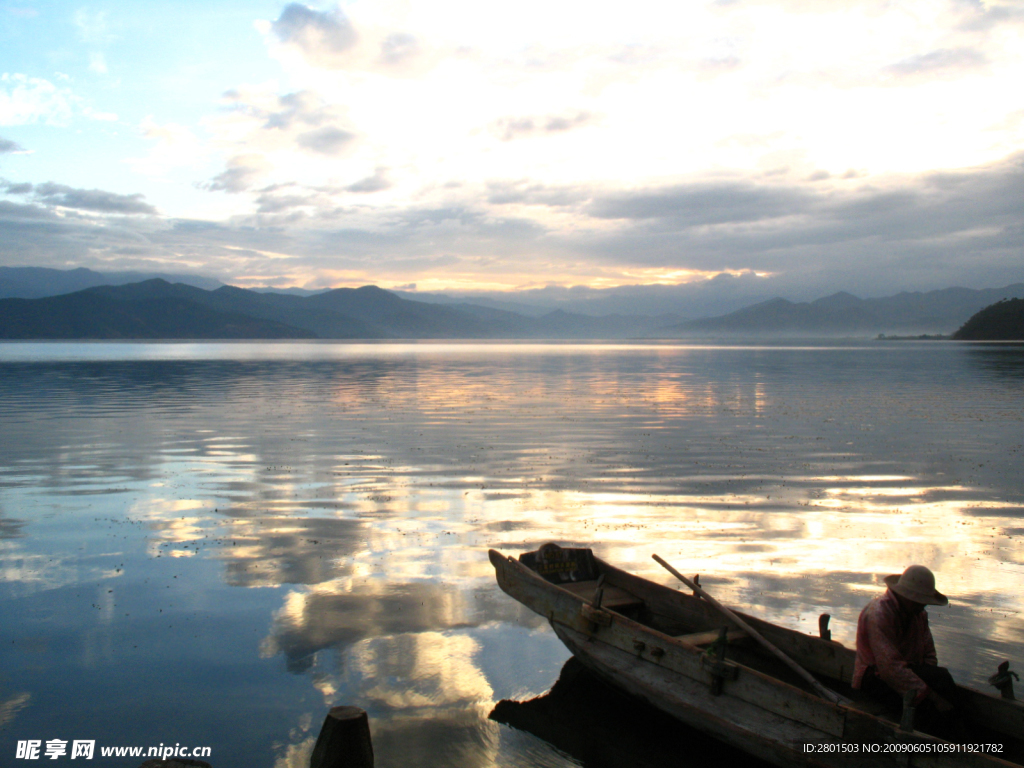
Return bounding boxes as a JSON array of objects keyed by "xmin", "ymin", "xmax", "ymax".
[{"xmin": 652, "ymin": 554, "xmax": 848, "ymax": 706}]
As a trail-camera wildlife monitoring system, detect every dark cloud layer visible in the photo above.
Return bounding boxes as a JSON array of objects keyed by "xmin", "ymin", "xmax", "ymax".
[
  {"xmin": 0, "ymin": 136, "xmax": 25, "ymax": 154},
  {"xmin": 346, "ymin": 167, "xmax": 391, "ymax": 193},
  {"xmin": 28, "ymin": 182, "xmax": 157, "ymax": 214},
  {"xmin": 295, "ymin": 125, "xmax": 355, "ymax": 155},
  {"xmin": 587, "ymin": 181, "xmax": 814, "ymax": 225},
  {"xmin": 205, "ymin": 155, "xmax": 270, "ymax": 193},
  {"xmin": 1, "ymin": 180, "xmax": 33, "ymax": 195}
]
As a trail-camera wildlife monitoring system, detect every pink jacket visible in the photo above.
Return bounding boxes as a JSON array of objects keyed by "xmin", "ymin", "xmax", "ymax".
[{"xmin": 853, "ymin": 588, "xmax": 938, "ymax": 704}]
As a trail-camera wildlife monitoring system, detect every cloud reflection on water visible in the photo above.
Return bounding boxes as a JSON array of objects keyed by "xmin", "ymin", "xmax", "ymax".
[{"xmin": 1, "ymin": 342, "xmax": 1023, "ymax": 767}]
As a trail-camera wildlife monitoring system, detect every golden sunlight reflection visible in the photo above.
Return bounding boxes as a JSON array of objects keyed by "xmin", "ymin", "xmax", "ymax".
[
  {"xmin": 216, "ymin": 442, "xmax": 1024, "ymax": 701},
  {"xmin": 348, "ymin": 632, "xmax": 492, "ymax": 710}
]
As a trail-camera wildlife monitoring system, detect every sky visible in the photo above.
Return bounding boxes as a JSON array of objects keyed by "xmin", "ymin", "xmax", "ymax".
[{"xmin": 1, "ymin": 0, "xmax": 1023, "ymax": 301}]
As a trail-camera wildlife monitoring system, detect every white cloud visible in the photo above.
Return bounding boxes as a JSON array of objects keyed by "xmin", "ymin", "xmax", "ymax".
[
  {"xmin": 126, "ymin": 117, "xmax": 209, "ymax": 177},
  {"xmin": 0, "ymin": 73, "xmax": 82, "ymax": 126},
  {"xmin": 0, "ymin": 73, "xmax": 117, "ymax": 126}
]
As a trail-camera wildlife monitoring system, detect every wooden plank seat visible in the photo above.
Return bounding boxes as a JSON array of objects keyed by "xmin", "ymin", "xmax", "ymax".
[
  {"xmin": 559, "ymin": 580, "xmax": 644, "ymax": 611},
  {"xmin": 674, "ymin": 628, "xmax": 749, "ymax": 647}
]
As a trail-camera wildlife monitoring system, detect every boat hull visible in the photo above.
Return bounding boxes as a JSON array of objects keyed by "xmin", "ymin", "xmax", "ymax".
[{"xmin": 490, "ymin": 548, "xmax": 1023, "ymax": 768}]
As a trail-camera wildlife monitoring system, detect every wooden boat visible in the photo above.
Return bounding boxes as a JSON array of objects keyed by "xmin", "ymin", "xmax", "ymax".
[{"xmin": 489, "ymin": 546, "xmax": 1024, "ymax": 768}]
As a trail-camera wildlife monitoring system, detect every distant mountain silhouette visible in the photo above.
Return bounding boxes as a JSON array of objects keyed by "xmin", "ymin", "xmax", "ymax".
[
  {"xmin": 5, "ymin": 275, "xmax": 1024, "ymax": 340},
  {"xmin": 953, "ymin": 298, "xmax": 1024, "ymax": 340},
  {"xmin": 0, "ymin": 279, "xmax": 676, "ymax": 340},
  {"xmin": 0, "ymin": 266, "xmax": 222, "ymax": 298},
  {"xmin": 85, "ymin": 280, "xmax": 382, "ymax": 339},
  {"xmin": 0, "ymin": 285, "xmax": 314, "ymax": 339},
  {"xmin": 666, "ymin": 284, "xmax": 1024, "ymax": 336}
]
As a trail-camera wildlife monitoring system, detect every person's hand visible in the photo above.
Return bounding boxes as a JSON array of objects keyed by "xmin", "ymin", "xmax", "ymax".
[{"xmin": 928, "ymin": 690, "xmax": 954, "ymax": 713}]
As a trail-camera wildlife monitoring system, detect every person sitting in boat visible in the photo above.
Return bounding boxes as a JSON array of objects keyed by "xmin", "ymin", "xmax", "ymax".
[{"xmin": 853, "ymin": 564, "xmax": 961, "ymax": 735}]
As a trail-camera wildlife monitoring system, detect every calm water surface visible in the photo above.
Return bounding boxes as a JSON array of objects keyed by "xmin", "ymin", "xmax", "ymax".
[{"xmin": 1, "ymin": 340, "xmax": 1023, "ymax": 767}]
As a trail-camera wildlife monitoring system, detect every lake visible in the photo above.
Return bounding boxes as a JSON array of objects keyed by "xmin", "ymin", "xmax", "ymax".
[{"xmin": 1, "ymin": 340, "xmax": 1023, "ymax": 767}]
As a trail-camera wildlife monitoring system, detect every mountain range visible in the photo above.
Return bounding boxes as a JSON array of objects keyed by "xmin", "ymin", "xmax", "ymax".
[
  {"xmin": 0, "ymin": 279, "xmax": 679, "ymax": 340},
  {"xmin": 0, "ymin": 267, "xmax": 1022, "ymax": 339},
  {"xmin": 665, "ymin": 285, "xmax": 1024, "ymax": 336}
]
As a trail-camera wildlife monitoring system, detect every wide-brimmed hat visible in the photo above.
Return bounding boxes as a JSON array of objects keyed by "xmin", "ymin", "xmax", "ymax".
[{"xmin": 884, "ymin": 565, "xmax": 948, "ymax": 606}]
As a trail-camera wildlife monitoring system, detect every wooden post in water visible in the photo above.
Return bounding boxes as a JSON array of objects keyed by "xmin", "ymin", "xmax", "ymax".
[
  {"xmin": 900, "ymin": 690, "xmax": 917, "ymax": 732},
  {"xmin": 310, "ymin": 706, "xmax": 374, "ymax": 768}
]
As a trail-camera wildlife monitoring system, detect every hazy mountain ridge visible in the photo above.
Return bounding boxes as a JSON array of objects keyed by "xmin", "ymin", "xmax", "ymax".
[
  {"xmin": 667, "ymin": 284, "xmax": 1024, "ymax": 336},
  {"xmin": 0, "ymin": 280, "xmax": 677, "ymax": 340},
  {"xmin": 391, "ymin": 272, "xmax": 777, "ymax": 318},
  {"xmin": 88, "ymin": 281, "xmax": 384, "ymax": 339},
  {"xmin": 0, "ymin": 289, "xmax": 315, "ymax": 339},
  {"xmin": 2, "ymin": 269, "xmax": 1023, "ymax": 339}
]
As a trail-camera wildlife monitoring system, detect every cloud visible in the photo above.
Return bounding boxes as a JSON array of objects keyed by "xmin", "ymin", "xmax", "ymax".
[
  {"xmin": 0, "ymin": 136, "xmax": 25, "ymax": 153},
  {"xmin": 0, "ymin": 74, "xmax": 81, "ymax": 126},
  {"xmin": 32, "ymin": 182, "xmax": 157, "ymax": 214},
  {"xmin": 250, "ymin": 169, "xmax": 391, "ymax": 213},
  {"xmin": 255, "ymin": 191, "xmax": 314, "ymax": 214},
  {"xmin": 0, "ymin": 199, "xmax": 53, "ymax": 219},
  {"xmin": 0, "ymin": 74, "xmax": 117, "ymax": 126},
  {"xmin": 206, "ymin": 155, "xmax": 271, "ymax": 193},
  {"xmin": 127, "ymin": 118, "xmax": 207, "ymax": 177},
  {"xmin": 4, "ymin": 153, "xmax": 1024, "ymax": 303},
  {"xmin": 215, "ymin": 89, "xmax": 357, "ymax": 158},
  {"xmin": 379, "ymin": 33, "xmax": 420, "ymax": 66},
  {"xmin": 492, "ymin": 111, "xmax": 596, "ymax": 141},
  {"xmin": 271, "ymin": 4, "xmax": 357, "ymax": 68},
  {"xmin": 264, "ymin": 5, "xmax": 432, "ymax": 75},
  {"xmin": 569, "ymin": 154, "xmax": 1024, "ymax": 296},
  {"xmin": 586, "ymin": 181, "xmax": 814, "ymax": 226},
  {"xmin": 956, "ymin": 3, "xmax": 1024, "ymax": 32},
  {"xmin": 884, "ymin": 47, "xmax": 988, "ymax": 77},
  {"xmin": 1, "ymin": 180, "xmax": 32, "ymax": 194},
  {"xmin": 346, "ymin": 167, "xmax": 391, "ymax": 193},
  {"xmin": 485, "ymin": 180, "xmax": 583, "ymax": 207},
  {"xmin": 295, "ymin": 126, "xmax": 355, "ymax": 155},
  {"xmin": 258, "ymin": 90, "xmax": 334, "ymax": 131}
]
